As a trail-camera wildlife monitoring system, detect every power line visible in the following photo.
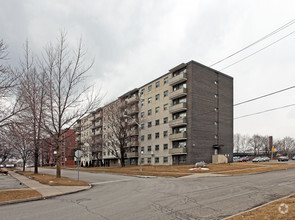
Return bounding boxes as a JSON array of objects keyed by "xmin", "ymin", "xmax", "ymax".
[
  {"xmin": 220, "ymin": 30, "xmax": 295, "ymax": 71},
  {"xmin": 210, "ymin": 18, "xmax": 295, "ymax": 67},
  {"xmin": 234, "ymin": 84, "xmax": 295, "ymax": 106},
  {"xmin": 234, "ymin": 103, "xmax": 295, "ymax": 120}
]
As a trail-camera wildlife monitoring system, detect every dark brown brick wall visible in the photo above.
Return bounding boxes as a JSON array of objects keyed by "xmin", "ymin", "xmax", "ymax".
[{"xmin": 186, "ymin": 61, "xmax": 233, "ymax": 164}]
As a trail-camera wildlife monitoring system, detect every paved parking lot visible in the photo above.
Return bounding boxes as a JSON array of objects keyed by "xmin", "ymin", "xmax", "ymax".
[{"xmin": 0, "ymin": 174, "xmax": 28, "ymax": 190}]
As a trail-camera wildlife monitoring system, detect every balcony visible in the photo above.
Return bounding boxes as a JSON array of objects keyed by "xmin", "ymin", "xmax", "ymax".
[
  {"xmin": 169, "ymin": 132, "xmax": 187, "ymax": 141},
  {"xmin": 169, "ymin": 103, "xmax": 187, "ymax": 113},
  {"xmin": 129, "ymin": 130, "xmax": 139, "ymax": 136},
  {"xmin": 126, "ymin": 152, "xmax": 139, "ymax": 158},
  {"xmin": 126, "ymin": 107, "xmax": 139, "ymax": 115},
  {"xmin": 169, "ymin": 73, "xmax": 187, "ymax": 86},
  {"xmin": 93, "ymin": 121, "xmax": 103, "ymax": 128},
  {"xmin": 169, "ymin": 118, "xmax": 187, "ymax": 127},
  {"xmin": 169, "ymin": 148, "xmax": 187, "ymax": 155},
  {"xmin": 170, "ymin": 88, "xmax": 187, "ymax": 100},
  {"xmin": 128, "ymin": 119, "xmax": 139, "ymax": 126},
  {"xmin": 127, "ymin": 95, "xmax": 139, "ymax": 105},
  {"xmin": 128, "ymin": 140, "xmax": 139, "ymax": 147}
]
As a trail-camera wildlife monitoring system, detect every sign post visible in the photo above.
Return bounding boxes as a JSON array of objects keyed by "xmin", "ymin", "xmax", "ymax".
[{"xmin": 75, "ymin": 150, "xmax": 82, "ymax": 181}]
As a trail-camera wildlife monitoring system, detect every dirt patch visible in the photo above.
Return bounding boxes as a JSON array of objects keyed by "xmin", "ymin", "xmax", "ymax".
[
  {"xmin": 0, "ymin": 189, "xmax": 42, "ymax": 202},
  {"xmin": 17, "ymin": 171, "xmax": 89, "ymax": 186},
  {"xmin": 229, "ymin": 195, "xmax": 295, "ymax": 219}
]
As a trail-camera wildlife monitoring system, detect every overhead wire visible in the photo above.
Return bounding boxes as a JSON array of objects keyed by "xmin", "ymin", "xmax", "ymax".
[
  {"xmin": 234, "ymin": 103, "xmax": 295, "ymax": 120},
  {"xmin": 220, "ymin": 30, "xmax": 295, "ymax": 71},
  {"xmin": 210, "ymin": 18, "xmax": 295, "ymax": 67}
]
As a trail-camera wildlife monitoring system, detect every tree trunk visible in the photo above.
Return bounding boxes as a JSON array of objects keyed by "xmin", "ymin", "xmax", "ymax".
[
  {"xmin": 56, "ymin": 134, "xmax": 62, "ymax": 178},
  {"xmin": 34, "ymin": 149, "xmax": 38, "ymax": 174}
]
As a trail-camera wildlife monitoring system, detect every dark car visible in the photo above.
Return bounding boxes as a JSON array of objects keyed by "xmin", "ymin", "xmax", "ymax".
[{"xmin": 278, "ymin": 156, "xmax": 289, "ymax": 162}]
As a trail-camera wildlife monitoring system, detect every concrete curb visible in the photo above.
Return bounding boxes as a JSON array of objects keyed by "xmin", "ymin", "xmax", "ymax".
[{"xmin": 223, "ymin": 193, "xmax": 295, "ymax": 219}]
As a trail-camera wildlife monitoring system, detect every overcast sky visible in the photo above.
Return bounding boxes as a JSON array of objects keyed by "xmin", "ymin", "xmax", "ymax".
[{"xmin": 1, "ymin": 0, "xmax": 295, "ymax": 139}]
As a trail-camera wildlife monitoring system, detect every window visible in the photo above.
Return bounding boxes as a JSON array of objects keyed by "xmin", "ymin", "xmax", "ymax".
[
  {"xmin": 164, "ymin": 104, "xmax": 168, "ymax": 111},
  {"xmin": 155, "ymin": 106, "xmax": 159, "ymax": 113},
  {"xmin": 164, "ymin": 77, "xmax": 168, "ymax": 84},
  {"xmin": 148, "ymin": 85, "xmax": 152, "ymax": 91},
  {"xmin": 141, "ymin": 112, "xmax": 144, "ymax": 118},
  {"xmin": 147, "ymin": 158, "xmax": 151, "ymax": 164},
  {"xmin": 163, "ymin": 131, "xmax": 168, "ymax": 137},
  {"xmin": 163, "ymin": 157, "xmax": 168, "ymax": 163},
  {"xmin": 148, "ymin": 97, "xmax": 152, "ymax": 104},
  {"xmin": 141, "ymin": 146, "xmax": 144, "ymax": 152},
  {"xmin": 148, "ymin": 134, "xmax": 152, "ymax": 140},
  {"xmin": 155, "ymin": 157, "xmax": 159, "ymax": 163},
  {"xmin": 163, "ymin": 144, "xmax": 168, "ymax": 150},
  {"xmin": 141, "ymin": 123, "xmax": 145, "ymax": 129},
  {"xmin": 155, "ymin": 94, "xmax": 160, "ymax": 100},
  {"xmin": 163, "ymin": 117, "xmax": 168, "ymax": 124},
  {"xmin": 141, "ymin": 89, "xmax": 145, "ymax": 95},
  {"xmin": 148, "ymin": 121, "xmax": 152, "ymax": 128},
  {"xmin": 141, "ymin": 99, "xmax": 145, "ymax": 106},
  {"xmin": 155, "ymin": 81, "xmax": 160, "ymax": 88},
  {"xmin": 141, "ymin": 135, "xmax": 144, "ymax": 141},
  {"xmin": 148, "ymin": 146, "xmax": 152, "ymax": 151},
  {"xmin": 155, "ymin": 145, "xmax": 159, "ymax": 151},
  {"xmin": 141, "ymin": 158, "xmax": 144, "ymax": 164},
  {"xmin": 148, "ymin": 109, "xmax": 152, "ymax": 116},
  {"xmin": 155, "ymin": 132, "xmax": 159, "ymax": 139},
  {"xmin": 164, "ymin": 90, "xmax": 168, "ymax": 97},
  {"xmin": 155, "ymin": 119, "xmax": 159, "ymax": 126}
]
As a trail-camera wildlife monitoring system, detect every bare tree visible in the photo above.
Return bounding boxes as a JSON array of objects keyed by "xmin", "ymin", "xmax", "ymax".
[
  {"xmin": 16, "ymin": 41, "xmax": 48, "ymax": 174},
  {"xmin": 42, "ymin": 33, "xmax": 102, "ymax": 177},
  {"xmin": 103, "ymin": 100, "xmax": 132, "ymax": 167},
  {"xmin": 0, "ymin": 129, "xmax": 14, "ymax": 165},
  {"xmin": 0, "ymin": 39, "xmax": 24, "ymax": 128},
  {"xmin": 234, "ymin": 133, "xmax": 241, "ymax": 153},
  {"xmin": 275, "ymin": 136, "xmax": 295, "ymax": 156},
  {"xmin": 7, "ymin": 124, "xmax": 33, "ymax": 171}
]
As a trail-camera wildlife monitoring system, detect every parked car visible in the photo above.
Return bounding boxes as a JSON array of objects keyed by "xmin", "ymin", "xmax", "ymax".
[
  {"xmin": 233, "ymin": 157, "xmax": 240, "ymax": 162},
  {"xmin": 252, "ymin": 157, "xmax": 264, "ymax": 162},
  {"xmin": 262, "ymin": 157, "xmax": 270, "ymax": 162},
  {"xmin": 292, "ymin": 156, "xmax": 295, "ymax": 160},
  {"xmin": 5, "ymin": 164, "xmax": 16, "ymax": 168},
  {"xmin": 278, "ymin": 156, "xmax": 289, "ymax": 162},
  {"xmin": 239, "ymin": 157, "xmax": 249, "ymax": 162}
]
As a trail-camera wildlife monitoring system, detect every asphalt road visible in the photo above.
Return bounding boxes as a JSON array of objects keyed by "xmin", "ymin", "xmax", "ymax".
[{"xmin": 1, "ymin": 167, "xmax": 295, "ymax": 220}]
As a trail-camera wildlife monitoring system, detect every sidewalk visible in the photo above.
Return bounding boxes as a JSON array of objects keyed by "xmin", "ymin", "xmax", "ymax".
[{"xmin": 0, "ymin": 170, "xmax": 91, "ymax": 205}]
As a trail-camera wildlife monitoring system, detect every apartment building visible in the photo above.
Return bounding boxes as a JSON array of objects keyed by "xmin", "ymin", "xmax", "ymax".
[{"xmin": 76, "ymin": 60, "xmax": 233, "ymax": 166}]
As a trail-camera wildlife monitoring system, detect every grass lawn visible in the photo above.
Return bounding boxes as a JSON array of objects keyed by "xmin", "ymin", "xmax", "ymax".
[
  {"xmin": 17, "ymin": 171, "xmax": 89, "ymax": 186},
  {"xmin": 0, "ymin": 189, "xmax": 42, "ymax": 202},
  {"xmin": 61, "ymin": 162, "xmax": 295, "ymax": 177},
  {"xmin": 228, "ymin": 194, "xmax": 295, "ymax": 219}
]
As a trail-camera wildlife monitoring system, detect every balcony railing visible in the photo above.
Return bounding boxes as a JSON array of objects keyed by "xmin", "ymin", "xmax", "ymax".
[
  {"xmin": 169, "ymin": 132, "xmax": 187, "ymax": 140},
  {"xmin": 126, "ymin": 107, "xmax": 139, "ymax": 115},
  {"xmin": 169, "ymin": 118, "xmax": 187, "ymax": 127},
  {"xmin": 129, "ymin": 130, "xmax": 139, "ymax": 136},
  {"xmin": 127, "ymin": 140, "xmax": 139, "ymax": 147},
  {"xmin": 169, "ymin": 148, "xmax": 187, "ymax": 155},
  {"xmin": 169, "ymin": 103, "xmax": 187, "ymax": 113},
  {"xmin": 169, "ymin": 73, "xmax": 187, "ymax": 86},
  {"xmin": 126, "ymin": 152, "xmax": 139, "ymax": 158},
  {"xmin": 127, "ymin": 96, "xmax": 139, "ymax": 105},
  {"xmin": 170, "ymin": 88, "xmax": 187, "ymax": 99}
]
